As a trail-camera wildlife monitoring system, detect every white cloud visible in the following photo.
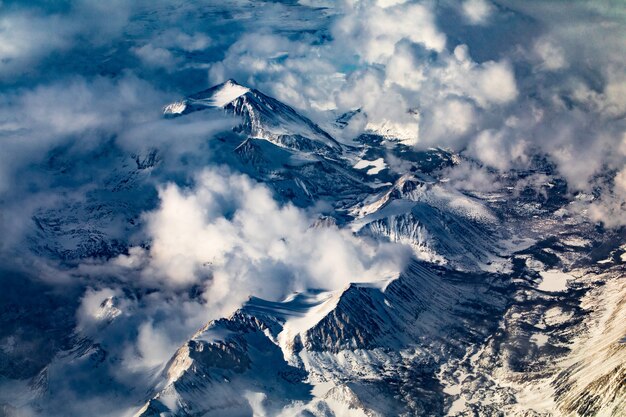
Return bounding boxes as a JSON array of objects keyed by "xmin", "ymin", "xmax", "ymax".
[
  {"xmin": 334, "ymin": 2, "xmax": 446, "ymax": 64},
  {"xmin": 132, "ymin": 30, "xmax": 212, "ymax": 72},
  {"xmin": 375, "ymin": 0, "xmax": 410, "ymax": 7},
  {"xmin": 444, "ymin": 161, "xmax": 502, "ymax": 192},
  {"xmin": 206, "ymin": 2, "xmax": 520, "ymax": 150},
  {"xmin": 133, "ymin": 44, "xmax": 179, "ymax": 71},
  {"xmin": 337, "ymin": 68, "xmax": 419, "ymax": 142},
  {"xmin": 385, "ymin": 42, "xmax": 426, "ymax": 89},
  {"xmin": 423, "ymin": 99, "xmax": 476, "ymax": 141},
  {"xmin": 615, "ymin": 168, "xmax": 626, "ymax": 194},
  {"xmin": 0, "ymin": 1, "xmax": 134, "ymax": 77},
  {"xmin": 115, "ymin": 167, "xmax": 410, "ymax": 316},
  {"xmin": 588, "ymin": 165, "xmax": 626, "ymax": 227},
  {"xmin": 124, "ymin": 321, "xmax": 179, "ymax": 371},
  {"xmin": 158, "ymin": 30, "xmax": 212, "ymax": 52},
  {"xmin": 0, "ymin": 75, "xmax": 165, "ymax": 196},
  {"xmin": 462, "ymin": 0, "xmax": 494, "ymax": 25},
  {"xmin": 0, "ymin": 12, "xmax": 74, "ymax": 76},
  {"xmin": 533, "ymin": 38, "xmax": 567, "ymax": 71},
  {"xmin": 2, "ymin": 1, "xmax": 626, "ymax": 414},
  {"xmin": 465, "ymin": 59, "xmax": 518, "ymax": 106},
  {"xmin": 467, "ymin": 129, "xmax": 528, "ymax": 170}
]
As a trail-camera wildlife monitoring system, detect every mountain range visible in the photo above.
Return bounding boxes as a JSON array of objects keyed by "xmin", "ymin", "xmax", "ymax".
[{"xmin": 1, "ymin": 80, "xmax": 624, "ymax": 417}]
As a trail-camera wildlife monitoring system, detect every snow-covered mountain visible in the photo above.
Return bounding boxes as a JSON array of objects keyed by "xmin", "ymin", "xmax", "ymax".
[
  {"xmin": 136, "ymin": 259, "xmax": 512, "ymax": 416},
  {"xmin": 1, "ymin": 81, "xmax": 624, "ymax": 417},
  {"xmin": 164, "ymin": 79, "xmax": 342, "ymax": 155},
  {"xmin": 352, "ymin": 173, "xmax": 503, "ymax": 270}
]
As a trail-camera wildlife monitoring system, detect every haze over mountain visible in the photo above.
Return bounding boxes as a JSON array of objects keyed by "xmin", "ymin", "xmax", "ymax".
[{"xmin": 0, "ymin": 1, "xmax": 624, "ymax": 416}]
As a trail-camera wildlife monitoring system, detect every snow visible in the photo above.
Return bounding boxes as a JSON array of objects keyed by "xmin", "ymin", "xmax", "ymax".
[
  {"xmin": 163, "ymin": 100, "xmax": 187, "ymax": 114},
  {"xmin": 526, "ymin": 273, "xmax": 626, "ymax": 416},
  {"xmin": 357, "ymin": 174, "xmax": 498, "ymax": 223},
  {"xmin": 429, "ymin": 186, "xmax": 496, "ymax": 223},
  {"xmin": 163, "ymin": 81, "xmax": 250, "ymax": 116},
  {"xmin": 165, "ymin": 345, "xmax": 193, "ymax": 384},
  {"xmin": 443, "ymin": 384, "xmax": 461, "ymax": 396},
  {"xmin": 365, "ymin": 118, "xmax": 419, "ymax": 146},
  {"xmin": 538, "ymin": 270, "xmax": 572, "ymax": 292},
  {"xmin": 512, "ymin": 380, "xmax": 557, "ymax": 416},
  {"xmin": 208, "ymin": 81, "xmax": 250, "ymax": 107},
  {"xmin": 22, "ymin": 71, "xmax": 626, "ymax": 417},
  {"xmin": 543, "ymin": 306, "xmax": 573, "ymax": 327},
  {"xmin": 353, "ymin": 158, "xmax": 387, "ymax": 175},
  {"xmin": 561, "ymin": 237, "xmax": 590, "ymax": 247},
  {"xmin": 276, "ymin": 290, "xmax": 343, "ymax": 355},
  {"xmin": 530, "ymin": 333, "xmax": 549, "ymax": 347},
  {"xmin": 524, "ymin": 256, "xmax": 545, "ymax": 270},
  {"xmin": 95, "ymin": 296, "xmax": 122, "ymax": 321},
  {"xmin": 173, "ymin": 80, "xmax": 343, "ymax": 153},
  {"xmin": 351, "ymin": 199, "xmax": 417, "ymax": 231},
  {"xmin": 442, "ymin": 368, "xmax": 470, "ymax": 415},
  {"xmin": 310, "ymin": 380, "xmax": 335, "ymax": 397},
  {"xmin": 447, "ymin": 397, "xmax": 466, "ymax": 415}
]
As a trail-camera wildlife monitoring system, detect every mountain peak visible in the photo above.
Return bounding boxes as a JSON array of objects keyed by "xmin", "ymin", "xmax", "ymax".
[
  {"xmin": 223, "ymin": 78, "xmax": 243, "ymax": 87},
  {"xmin": 188, "ymin": 79, "xmax": 251, "ymax": 108},
  {"xmin": 163, "ymin": 79, "xmax": 250, "ymax": 116},
  {"xmin": 163, "ymin": 80, "xmax": 343, "ymax": 155},
  {"xmin": 204, "ymin": 79, "xmax": 250, "ymax": 107}
]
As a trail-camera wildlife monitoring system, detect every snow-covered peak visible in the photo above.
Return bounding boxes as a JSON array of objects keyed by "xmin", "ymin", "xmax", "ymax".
[
  {"xmin": 354, "ymin": 173, "xmax": 496, "ymax": 224},
  {"xmin": 187, "ymin": 78, "xmax": 250, "ymax": 108},
  {"xmin": 335, "ymin": 107, "xmax": 420, "ymax": 145},
  {"xmin": 365, "ymin": 117, "xmax": 419, "ymax": 146},
  {"xmin": 162, "ymin": 100, "xmax": 187, "ymax": 115},
  {"xmin": 208, "ymin": 79, "xmax": 250, "ymax": 107},
  {"xmin": 163, "ymin": 80, "xmax": 343, "ymax": 155},
  {"xmin": 163, "ymin": 79, "xmax": 250, "ymax": 115}
]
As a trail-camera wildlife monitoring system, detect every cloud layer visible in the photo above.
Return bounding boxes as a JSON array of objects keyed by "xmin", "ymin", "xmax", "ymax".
[
  {"xmin": 0, "ymin": 1, "xmax": 624, "ymax": 415},
  {"xmin": 116, "ymin": 167, "xmax": 410, "ymax": 306},
  {"xmin": 205, "ymin": 0, "xmax": 625, "ymax": 210}
]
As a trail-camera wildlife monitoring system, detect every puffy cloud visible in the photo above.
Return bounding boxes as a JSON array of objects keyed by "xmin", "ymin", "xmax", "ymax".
[
  {"xmin": 132, "ymin": 30, "xmax": 213, "ymax": 72},
  {"xmin": 588, "ymin": 165, "xmax": 626, "ymax": 228},
  {"xmin": 533, "ymin": 37, "xmax": 567, "ymax": 71},
  {"xmin": 461, "ymin": 0, "xmax": 494, "ymax": 25},
  {"xmin": 216, "ymin": 1, "xmax": 626, "ymax": 220},
  {"xmin": 466, "ymin": 129, "xmax": 528, "ymax": 171},
  {"xmin": 133, "ymin": 44, "xmax": 179, "ymax": 71},
  {"xmin": 333, "ymin": 1, "xmax": 447, "ymax": 64},
  {"xmin": 0, "ymin": 1, "xmax": 135, "ymax": 78},
  {"xmin": 124, "ymin": 321, "xmax": 180, "ymax": 371},
  {"xmin": 616, "ymin": 167, "xmax": 626, "ymax": 194},
  {"xmin": 336, "ymin": 67, "xmax": 420, "ymax": 143},
  {"xmin": 423, "ymin": 99, "xmax": 476, "ymax": 140},
  {"xmin": 207, "ymin": 0, "xmax": 521, "ymax": 151},
  {"xmin": 0, "ymin": 11, "xmax": 74, "ymax": 76},
  {"xmin": 152, "ymin": 30, "xmax": 212, "ymax": 52},
  {"xmin": 115, "ymin": 167, "xmax": 410, "ymax": 314},
  {"xmin": 376, "ymin": 0, "xmax": 410, "ymax": 7},
  {"xmin": 443, "ymin": 161, "xmax": 502, "ymax": 193},
  {"xmin": 465, "ymin": 59, "xmax": 518, "ymax": 106},
  {"xmin": 0, "ymin": 75, "xmax": 165, "ymax": 195},
  {"xmin": 385, "ymin": 42, "xmax": 427, "ymax": 89},
  {"xmin": 1, "ymin": 0, "xmax": 621, "ymax": 206}
]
